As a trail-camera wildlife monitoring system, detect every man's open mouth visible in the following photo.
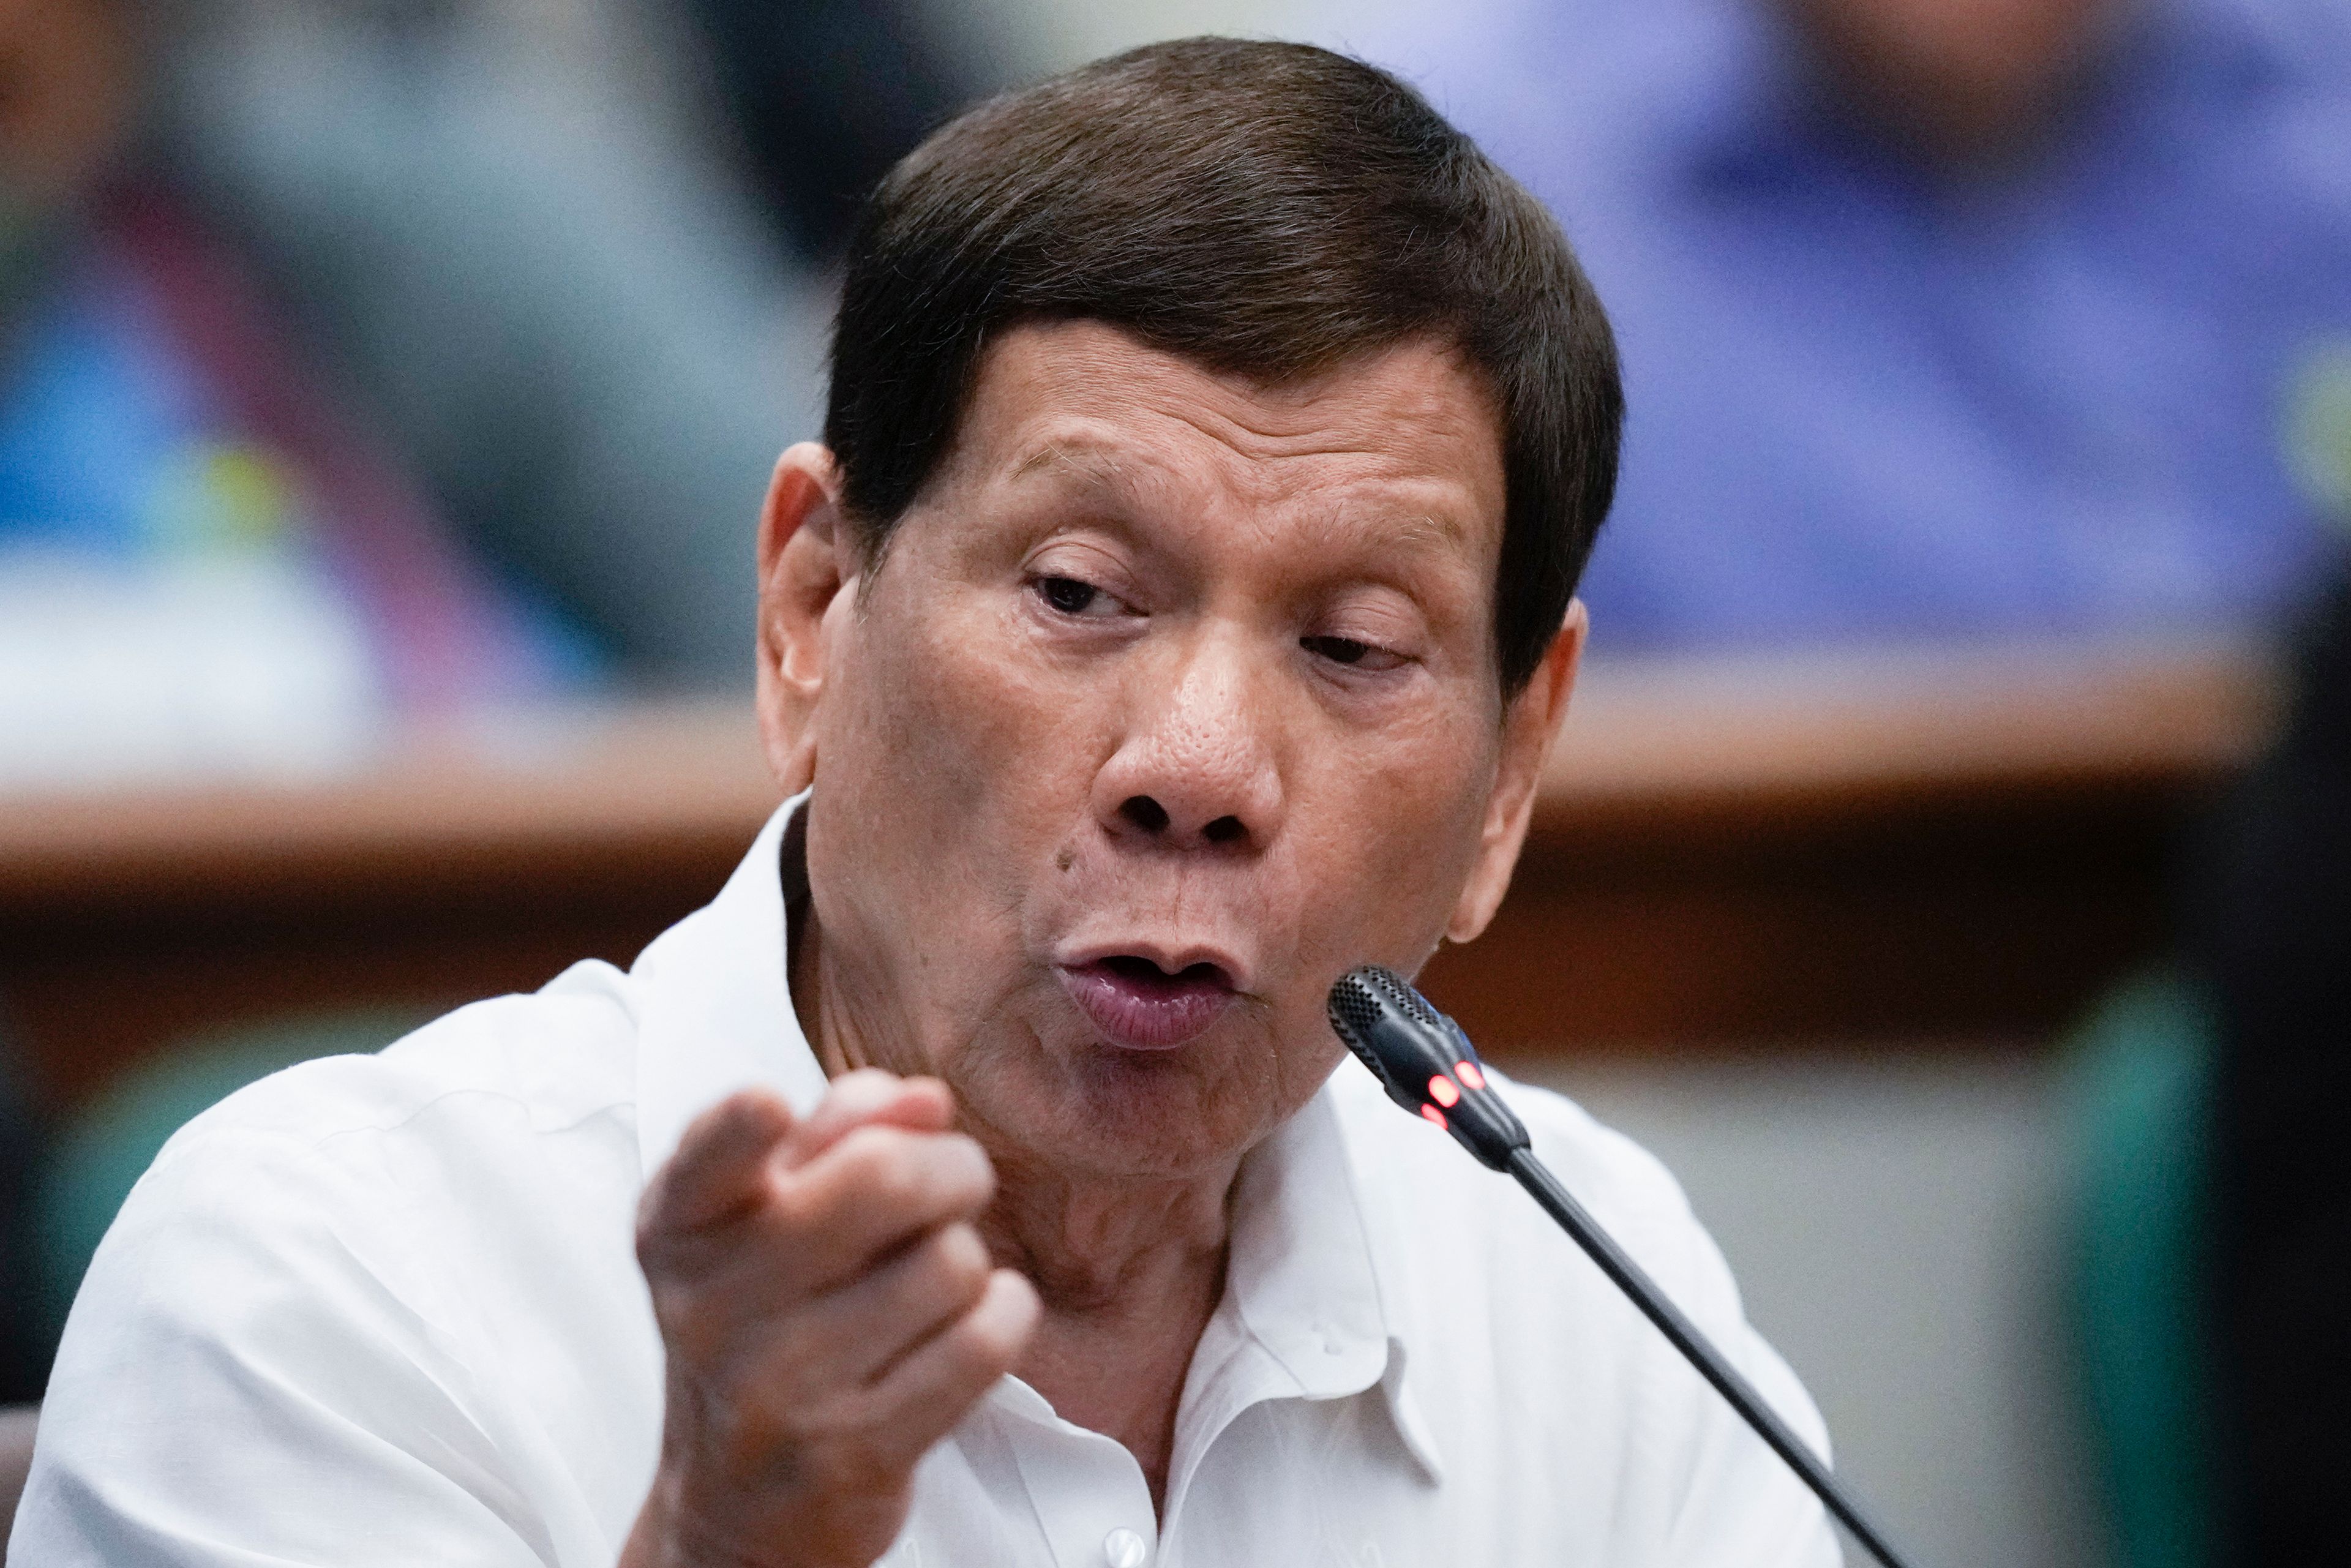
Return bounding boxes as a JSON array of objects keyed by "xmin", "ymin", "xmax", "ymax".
[{"xmin": 1058, "ymin": 954, "xmax": 1239, "ymax": 1051}]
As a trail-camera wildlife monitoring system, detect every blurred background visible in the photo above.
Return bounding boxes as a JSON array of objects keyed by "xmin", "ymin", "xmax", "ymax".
[{"xmin": 1, "ymin": 0, "xmax": 2347, "ymax": 1564}]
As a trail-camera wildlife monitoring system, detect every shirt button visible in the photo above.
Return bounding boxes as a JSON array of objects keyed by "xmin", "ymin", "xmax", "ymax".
[{"xmin": 1103, "ymin": 1526, "xmax": 1150, "ymax": 1567}]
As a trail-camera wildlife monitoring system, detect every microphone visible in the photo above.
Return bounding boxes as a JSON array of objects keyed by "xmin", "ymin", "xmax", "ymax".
[{"xmin": 1327, "ymin": 964, "xmax": 1920, "ymax": 1568}]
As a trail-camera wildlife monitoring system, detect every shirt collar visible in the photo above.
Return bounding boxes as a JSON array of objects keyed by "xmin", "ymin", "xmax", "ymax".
[
  {"xmin": 632, "ymin": 792, "xmax": 822, "ymax": 1176},
  {"xmin": 1224, "ymin": 1086, "xmax": 1445, "ymax": 1481},
  {"xmin": 629, "ymin": 792, "xmax": 1444, "ymax": 1479}
]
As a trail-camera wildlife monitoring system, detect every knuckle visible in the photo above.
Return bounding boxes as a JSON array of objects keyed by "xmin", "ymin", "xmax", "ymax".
[
  {"xmin": 951, "ymin": 1305, "xmax": 1024, "ymax": 1373},
  {"xmin": 763, "ymin": 1172, "xmax": 823, "ymax": 1234},
  {"xmin": 932, "ymin": 1225, "xmax": 991, "ymax": 1297},
  {"xmin": 941, "ymin": 1135, "xmax": 997, "ymax": 1205},
  {"xmin": 840, "ymin": 1128, "xmax": 923, "ymax": 1207}
]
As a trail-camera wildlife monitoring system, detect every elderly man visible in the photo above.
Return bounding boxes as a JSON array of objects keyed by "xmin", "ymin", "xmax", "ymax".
[{"xmin": 16, "ymin": 40, "xmax": 1835, "ymax": 1568}]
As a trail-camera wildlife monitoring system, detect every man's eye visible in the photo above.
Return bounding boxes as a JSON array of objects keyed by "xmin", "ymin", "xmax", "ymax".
[
  {"xmin": 1303, "ymin": 634, "xmax": 1408, "ymax": 673},
  {"xmin": 1302, "ymin": 634, "xmax": 1373, "ymax": 664},
  {"xmin": 1037, "ymin": 576, "xmax": 1102, "ymax": 615}
]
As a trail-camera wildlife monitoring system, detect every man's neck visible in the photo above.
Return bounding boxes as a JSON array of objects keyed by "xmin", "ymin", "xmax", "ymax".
[
  {"xmin": 977, "ymin": 1153, "xmax": 1234, "ymax": 1314},
  {"xmin": 981, "ymin": 1152, "xmax": 1234, "ymax": 1517}
]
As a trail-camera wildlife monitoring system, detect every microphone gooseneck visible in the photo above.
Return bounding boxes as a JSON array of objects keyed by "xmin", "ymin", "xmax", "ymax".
[{"xmin": 1326, "ymin": 964, "xmax": 1921, "ymax": 1568}]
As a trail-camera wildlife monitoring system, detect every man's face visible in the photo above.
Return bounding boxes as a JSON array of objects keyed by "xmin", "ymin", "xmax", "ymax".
[{"xmin": 771, "ymin": 321, "xmax": 1572, "ymax": 1180}]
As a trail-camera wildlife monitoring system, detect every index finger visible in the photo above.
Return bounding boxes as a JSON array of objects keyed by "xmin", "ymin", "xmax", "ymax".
[
  {"xmin": 774, "ymin": 1069, "xmax": 955, "ymax": 1171},
  {"xmin": 640, "ymin": 1089, "xmax": 797, "ymax": 1236}
]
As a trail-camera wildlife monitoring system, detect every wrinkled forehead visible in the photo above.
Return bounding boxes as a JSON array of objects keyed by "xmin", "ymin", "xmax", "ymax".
[{"xmin": 928, "ymin": 319, "xmax": 1508, "ymax": 560}]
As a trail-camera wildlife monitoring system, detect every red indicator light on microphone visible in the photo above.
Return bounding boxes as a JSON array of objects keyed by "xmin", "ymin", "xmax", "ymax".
[
  {"xmin": 1456, "ymin": 1060, "xmax": 1487, "ymax": 1092},
  {"xmin": 1427, "ymin": 1073, "xmax": 1461, "ymax": 1108},
  {"xmin": 1420, "ymin": 1104, "xmax": 1449, "ymax": 1130}
]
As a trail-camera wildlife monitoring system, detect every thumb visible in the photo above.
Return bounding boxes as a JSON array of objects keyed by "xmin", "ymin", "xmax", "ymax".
[{"xmin": 641, "ymin": 1089, "xmax": 796, "ymax": 1235}]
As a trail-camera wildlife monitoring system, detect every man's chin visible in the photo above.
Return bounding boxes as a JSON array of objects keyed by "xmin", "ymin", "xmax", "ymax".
[{"xmin": 972, "ymin": 1045, "xmax": 1278, "ymax": 1183}]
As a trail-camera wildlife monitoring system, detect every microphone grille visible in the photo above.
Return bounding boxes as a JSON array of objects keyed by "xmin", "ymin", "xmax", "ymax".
[
  {"xmin": 1355, "ymin": 964, "xmax": 1447, "ymax": 1033},
  {"xmin": 1327, "ymin": 964, "xmax": 1449, "ymax": 1076},
  {"xmin": 1328, "ymin": 969, "xmax": 1386, "ymax": 1040},
  {"xmin": 1327, "ymin": 969, "xmax": 1385, "ymax": 1077}
]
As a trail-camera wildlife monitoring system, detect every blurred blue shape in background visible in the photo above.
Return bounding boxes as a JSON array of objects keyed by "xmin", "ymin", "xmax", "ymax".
[{"xmin": 1340, "ymin": 0, "xmax": 2351, "ymax": 651}]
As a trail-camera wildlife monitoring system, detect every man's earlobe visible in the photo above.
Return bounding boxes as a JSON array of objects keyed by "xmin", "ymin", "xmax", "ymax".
[{"xmin": 755, "ymin": 443, "xmax": 852, "ymax": 795}]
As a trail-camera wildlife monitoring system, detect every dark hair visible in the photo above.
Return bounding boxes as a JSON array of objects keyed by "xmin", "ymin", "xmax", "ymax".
[{"xmin": 823, "ymin": 37, "xmax": 1621, "ymax": 694}]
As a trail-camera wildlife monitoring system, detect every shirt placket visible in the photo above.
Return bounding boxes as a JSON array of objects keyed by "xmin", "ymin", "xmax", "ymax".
[{"xmin": 992, "ymin": 1382, "xmax": 1163, "ymax": 1568}]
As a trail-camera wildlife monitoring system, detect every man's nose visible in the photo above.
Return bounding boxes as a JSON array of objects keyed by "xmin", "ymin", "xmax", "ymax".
[{"xmin": 1093, "ymin": 632, "xmax": 1285, "ymax": 853}]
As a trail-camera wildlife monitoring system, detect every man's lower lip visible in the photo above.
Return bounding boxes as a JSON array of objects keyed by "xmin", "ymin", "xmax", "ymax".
[{"xmin": 1057, "ymin": 963, "xmax": 1237, "ymax": 1051}]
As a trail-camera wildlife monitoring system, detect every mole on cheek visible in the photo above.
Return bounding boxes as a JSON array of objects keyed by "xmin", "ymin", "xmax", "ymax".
[{"xmin": 1056, "ymin": 847, "xmax": 1075, "ymax": 872}]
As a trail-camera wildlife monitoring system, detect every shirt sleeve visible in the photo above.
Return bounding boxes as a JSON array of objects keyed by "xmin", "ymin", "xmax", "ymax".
[{"xmin": 11, "ymin": 1118, "xmax": 567, "ymax": 1567}]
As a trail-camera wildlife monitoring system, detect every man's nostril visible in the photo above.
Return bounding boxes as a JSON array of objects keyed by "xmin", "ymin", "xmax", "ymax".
[
  {"xmin": 1202, "ymin": 816, "xmax": 1244, "ymax": 844},
  {"xmin": 1121, "ymin": 796, "xmax": 1171, "ymax": 833}
]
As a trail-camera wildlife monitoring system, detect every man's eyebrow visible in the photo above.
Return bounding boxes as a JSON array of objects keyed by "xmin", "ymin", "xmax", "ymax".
[
  {"xmin": 1007, "ymin": 441, "xmax": 1135, "ymax": 487},
  {"xmin": 1292, "ymin": 500, "xmax": 1474, "ymax": 565},
  {"xmin": 1380, "ymin": 509, "xmax": 1469, "ymax": 551}
]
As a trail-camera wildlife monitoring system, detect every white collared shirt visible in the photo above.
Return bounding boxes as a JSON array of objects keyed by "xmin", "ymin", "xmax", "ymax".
[{"xmin": 16, "ymin": 799, "xmax": 1839, "ymax": 1567}]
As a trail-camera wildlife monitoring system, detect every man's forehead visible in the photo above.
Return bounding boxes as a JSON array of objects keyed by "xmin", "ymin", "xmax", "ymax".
[
  {"xmin": 1004, "ymin": 433, "xmax": 1478, "ymax": 555},
  {"xmin": 956, "ymin": 322, "xmax": 1505, "ymax": 526}
]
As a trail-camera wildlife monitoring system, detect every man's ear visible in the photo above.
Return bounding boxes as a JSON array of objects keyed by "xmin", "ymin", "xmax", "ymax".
[
  {"xmin": 755, "ymin": 443, "xmax": 855, "ymax": 795},
  {"xmin": 1444, "ymin": 599, "xmax": 1587, "ymax": 945}
]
